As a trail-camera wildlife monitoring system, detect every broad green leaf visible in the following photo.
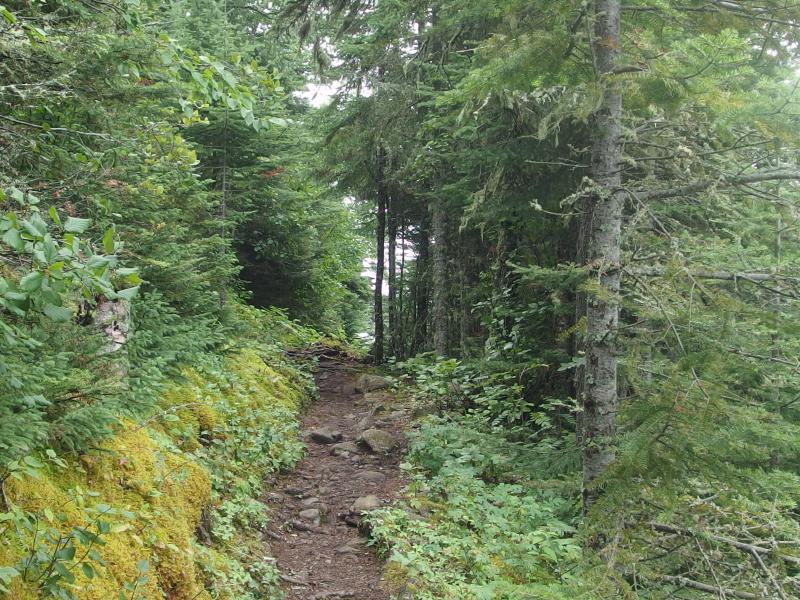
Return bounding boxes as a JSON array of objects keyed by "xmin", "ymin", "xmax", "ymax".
[
  {"xmin": 43, "ymin": 303, "xmax": 72, "ymax": 322},
  {"xmin": 114, "ymin": 286, "xmax": 139, "ymax": 301},
  {"xmin": 102, "ymin": 227, "xmax": 115, "ymax": 254},
  {"xmin": 2, "ymin": 228, "xmax": 23, "ymax": 251},
  {"xmin": 19, "ymin": 271, "xmax": 43, "ymax": 292},
  {"xmin": 64, "ymin": 217, "xmax": 92, "ymax": 234}
]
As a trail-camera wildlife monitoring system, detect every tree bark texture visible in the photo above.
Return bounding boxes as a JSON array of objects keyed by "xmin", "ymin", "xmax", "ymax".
[
  {"xmin": 388, "ymin": 192, "xmax": 398, "ymax": 358},
  {"xmin": 431, "ymin": 198, "xmax": 449, "ymax": 356},
  {"xmin": 580, "ymin": 0, "xmax": 623, "ymax": 512},
  {"xmin": 413, "ymin": 214, "xmax": 431, "ymax": 354},
  {"xmin": 373, "ymin": 154, "xmax": 388, "ymax": 364}
]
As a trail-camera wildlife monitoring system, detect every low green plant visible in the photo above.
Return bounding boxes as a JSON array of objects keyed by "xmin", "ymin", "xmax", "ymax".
[{"xmin": 367, "ymin": 417, "xmax": 582, "ymax": 599}]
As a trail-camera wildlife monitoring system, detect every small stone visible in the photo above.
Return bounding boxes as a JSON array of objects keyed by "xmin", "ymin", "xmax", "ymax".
[
  {"xmin": 411, "ymin": 403, "xmax": 437, "ymax": 418},
  {"xmin": 266, "ymin": 492, "xmax": 284, "ymax": 503},
  {"xmin": 350, "ymin": 495, "xmax": 381, "ymax": 514},
  {"xmin": 354, "ymin": 470, "xmax": 386, "ymax": 484},
  {"xmin": 364, "ymin": 395, "xmax": 389, "ymax": 411},
  {"xmin": 356, "ymin": 416, "xmax": 374, "ymax": 432},
  {"xmin": 331, "ymin": 441, "xmax": 360, "ymax": 456},
  {"xmin": 359, "ymin": 429, "xmax": 398, "ymax": 453},
  {"xmin": 335, "ymin": 544, "xmax": 358, "ymax": 554},
  {"xmin": 355, "ymin": 374, "xmax": 391, "ymax": 393},
  {"xmin": 298, "ymin": 508, "xmax": 321, "ymax": 526},
  {"xmin": 301, "ymin": 497, "xmax": 321, "ymax": 507},
  {"xmin": 309, "ymin": 427, "xmax": 343, "ymax": 444},
  {"xmin": 284, "ymin": 487, "xmax": 306, "ymax": 497}
]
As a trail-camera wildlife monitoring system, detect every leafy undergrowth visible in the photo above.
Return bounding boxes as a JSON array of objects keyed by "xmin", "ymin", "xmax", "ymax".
[
  {"xmin": 0, "ymin": 307, "xmax": 319, "ymax": 600},
  {"xmin": 366, "ymin": 417, "xmax": 602, "ymax": 600},
  {"xmin": 375, "ymin": 353, "xmax": 800, "ymax": 599}
]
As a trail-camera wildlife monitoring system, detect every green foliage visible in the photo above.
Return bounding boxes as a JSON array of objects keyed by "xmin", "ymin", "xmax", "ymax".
[{"xmin": 367, "ymin": 417, "xmax": 582, "ymax": 599}]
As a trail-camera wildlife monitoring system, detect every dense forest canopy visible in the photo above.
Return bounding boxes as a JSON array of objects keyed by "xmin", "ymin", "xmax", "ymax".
[{"xmin": 2, "ymin": 0, "xmax": 800, "ymax": 599}]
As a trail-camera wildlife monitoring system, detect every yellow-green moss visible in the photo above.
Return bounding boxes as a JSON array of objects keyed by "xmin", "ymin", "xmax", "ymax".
[{"xmin": 1, "ymin": 348, "xmax": 308, "ymax": 600}]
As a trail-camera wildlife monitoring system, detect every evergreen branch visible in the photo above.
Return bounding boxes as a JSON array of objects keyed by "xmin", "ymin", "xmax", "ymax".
[
  {"xmin": 623, "ymin": 4, "xmax": 800, "ymax": 28},
  {"xmin": 0, "ymin": 115, "xmax": 112, "ymax": 139},
  {"xmin": 628, "ymin": 266, "xmax": 800, "ymax": 283},
  {"xmin": 651, "ymin": 522, "xmax": 800, "ymax": 566},
  {"xmin": 636, "ymin": 171, "xmax": 800, "ymax": 202},
  {"xmin": 661, "ymin": 575, "xmax": 758, "ymax": 599}
]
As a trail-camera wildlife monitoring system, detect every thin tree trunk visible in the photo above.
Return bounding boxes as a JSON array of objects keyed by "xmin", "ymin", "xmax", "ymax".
[
  {"xmin": 431, "ymin": 199, "xmax": 448, "ymax": 356},
  {"xmin": 373, "ymin": 155, "xmax": 387, "ymax": 364},
  {"xmin": 459, "ymin": 234, "xmax": 471, "ymax": 358},
  {"xmin": 398, "ymin": 219, "xmax": 407, "ymax": 359},
  {"xmin": 579, "ymin": 0, "xmax": 623, "ymax": 512},
  {"xmin": 388, "ymin": 192, "xmax": 398, "ymax": 359},
  {"xmin": 413, "ymin": 214, "xmax": 431, "ymax": 354}
]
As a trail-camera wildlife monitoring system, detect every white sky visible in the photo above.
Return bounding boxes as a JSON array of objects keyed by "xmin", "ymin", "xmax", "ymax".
[{"xmin": 296, "ymin": 81, "xmax": 339, "ymax": 107}]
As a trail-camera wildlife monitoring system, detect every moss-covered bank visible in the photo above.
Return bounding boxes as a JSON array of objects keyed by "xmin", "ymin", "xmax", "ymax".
[{"xmin": 0, "ymin": 321, "xmax": 316, "ymax": 600}]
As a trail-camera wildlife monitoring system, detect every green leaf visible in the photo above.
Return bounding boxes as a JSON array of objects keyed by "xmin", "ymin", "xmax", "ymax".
[
  {"xmin": 43, "ymin": 303, "xmax": 72, "ymax": 322},
  {"xmin": 10, "ymin": 187, "xmax": 24, "ymax": 204},
  {"xmin": 48, "ymin": 206, "xmax": 61, "ymax": 225},
  {"xmin": 2, "ymin": 228, "xmax": 23, "ymax": 251},
  {"xmin": 19, "ymin": 271, "xmax": 43, "ymax": 292},
  {"xmin": 0, "ymin": 7, "xmax": 17, "ymax": 25},
  {"xmin": 114, "ymin": 286, "xmax": 139, "ymax": 301},
  {"xmin": 64, "ymin": 217, "xmax": 92, "ymax": 234},
  {"xmin": 81, "ymin": 563, "xmax": 95, "ymax": 579},
  {"xmin": 102, "ymin": 227, "xmax": 115, "ymax": 254},
  {"xmin": 136, "ymin": 560, "xmax": 149, "ymax": 573}
]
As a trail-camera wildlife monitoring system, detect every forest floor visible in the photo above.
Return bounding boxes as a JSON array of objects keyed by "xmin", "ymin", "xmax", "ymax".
[{"xmin": 264, "ymin": 354, "xmax": 408, "ymax": 600}]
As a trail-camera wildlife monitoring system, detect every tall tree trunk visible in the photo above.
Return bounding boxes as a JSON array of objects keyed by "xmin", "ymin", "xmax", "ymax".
[
  {"xmin": 431, "ymin": 198, "xmax": 448, "ymax": 356},
  {"xmin": 388, "ymin": 192, "xmax": 398, "ymax": 359},
  {"xmin": 413, "ymin": 214, "xmax": 431, "ymax": 354},
  {"xmin": 398, "ymin": 219, "xmax": 407, "ymax": 359},
  {"xmin": 459, "ymin": 233, "xmax": 471, "ymax": 358},
  {"xmin": 579, "ymin": 0, "xmax": 623, "ymax": 512},
  {"xmin": 373, "ymin": 154, "xmax": 388, "ymax": 364}
]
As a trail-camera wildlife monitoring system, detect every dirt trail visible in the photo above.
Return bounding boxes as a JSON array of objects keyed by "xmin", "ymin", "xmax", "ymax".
[{"xmin": 265, "ymin": 355, "xmax": 407, "ymax": 600}]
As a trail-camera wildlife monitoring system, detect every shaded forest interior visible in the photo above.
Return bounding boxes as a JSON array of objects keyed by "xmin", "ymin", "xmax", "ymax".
[{"xmin": 2, "ymin": 1, "xmax": 800, "ymax": 599}]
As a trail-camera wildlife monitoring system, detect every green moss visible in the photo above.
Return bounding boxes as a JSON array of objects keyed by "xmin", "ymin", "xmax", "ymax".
[{"xmin": 1, "ymin": 346, "xmax": 311, "ymax": 600}]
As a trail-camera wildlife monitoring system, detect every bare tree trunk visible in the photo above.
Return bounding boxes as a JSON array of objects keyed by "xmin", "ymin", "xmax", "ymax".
[
  {"xmin": 398, "ymin": 219, "xmax": 407, "ymax": 359},
  {"xmin": 388, "ymin": 192, "xmax": 398, "ymax": 359},
  {"xmin": 579, "ymin": 0, "xmax": 623, "ymax": 512},
  {"xmin": 459, "ymin": 234, "xmax": 472, "ymax": 358},
  {"xmin": 413, "ymin": 214, "xmax": 431, "ymax": 354},
  {"xmin": 431, "ymin": 199, "xmax": 448, "ymax": 356},
  {"xmin": 373, "ymin": 155, "xmax": 387, "ymax": 364}
]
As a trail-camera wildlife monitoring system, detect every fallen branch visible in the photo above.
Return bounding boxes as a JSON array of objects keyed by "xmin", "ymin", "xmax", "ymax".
[
  {"xmin": 650, "ymin": 522, "xmax": 800, "ymax": 566},
  {"xmin": 662, "ymin": 575, "xmax": 758, "ymax": 599}
]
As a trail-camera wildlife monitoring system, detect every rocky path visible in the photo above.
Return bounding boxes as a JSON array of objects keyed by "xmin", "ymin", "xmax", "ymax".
[{"xmin": 265, "ymin": 355, "xmax": 407, "ymax": 600}]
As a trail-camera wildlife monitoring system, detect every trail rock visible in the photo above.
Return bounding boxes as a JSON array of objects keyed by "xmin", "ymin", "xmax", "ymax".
[
  {"xmin": 354, "ymin": 374, "xmax": 390, "ymax": 393},
  {"xmin": 309, "ymin": 426, "xmax": 343, "ymax": 444},
  {"xmin": 411, "ymin": 403, "xmax": 437, "ymax": 418},
  {"xmin": 356, "ymin": 415, "xmax": 374, "ymax": 432},
  {"xmin": 298, "ymin": 508, "xmax": 321, "ymax": 526},
  {"xmin": 359, "ymin": 429, "xmax": 398, "ymax": 453},
  {"xmin": 350, "ymin": 495, "xmax": 381, "ymax": 514},
  {"xmin": 354, "ymin": 470, "xmax": 387, "ymax": 484},
  {"xmin": 301, "ymin": 497, "xmax": 321, "ymax": 507},
  {"xmin": 331, "ymin": 441, "xmax": 360, "ymax": 456},
  {"xmin": 364, "ymin": 391, "xmax": 390, "ymax": 406}
]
